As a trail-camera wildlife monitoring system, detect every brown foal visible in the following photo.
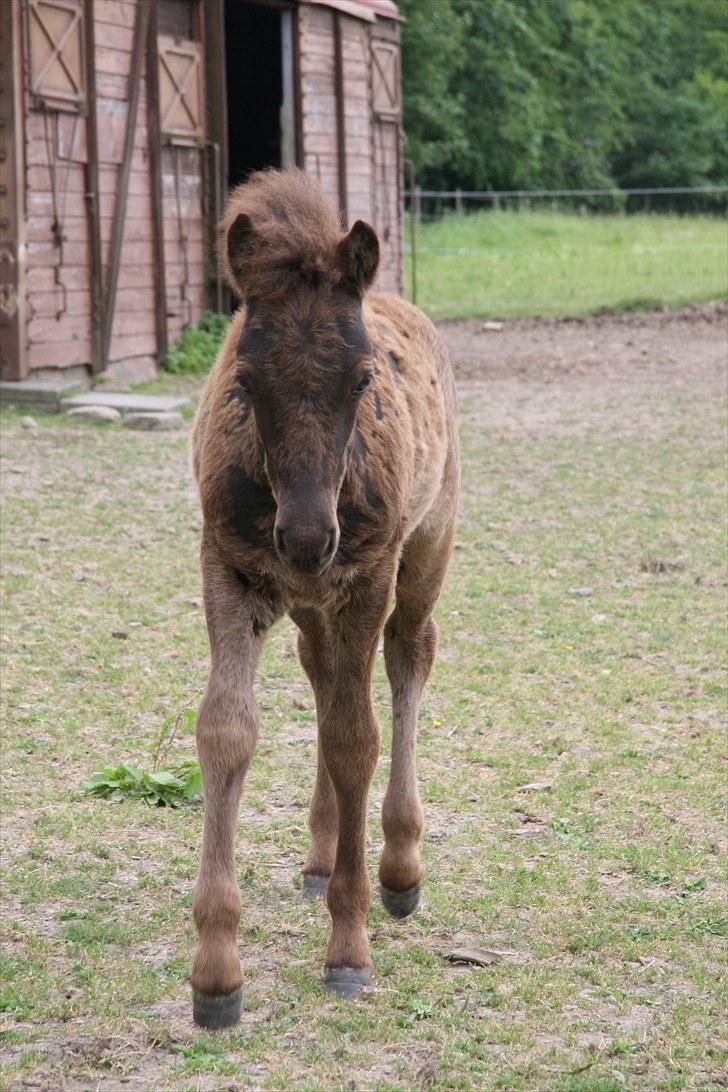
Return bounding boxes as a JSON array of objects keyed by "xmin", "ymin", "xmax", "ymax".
[{"xmin": 189, "ymin": 170, "xmax": 459, "ymax": 1028}]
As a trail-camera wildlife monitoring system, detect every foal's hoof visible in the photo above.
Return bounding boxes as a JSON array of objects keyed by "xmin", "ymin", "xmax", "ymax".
[
  {"xmin": 380, "ymin": 882, "xmax": 421, "ymax": 919},
  {"xmin": 192, "ymin": 986, "xmax": 242, "ymax": 1029},
  {"xmin": 324, "ymin": 966, "xmax": 372, "ymax": 999},
  {"xmin": 301, "ymin": 873, "xmax": 329, "ymax": 899}
]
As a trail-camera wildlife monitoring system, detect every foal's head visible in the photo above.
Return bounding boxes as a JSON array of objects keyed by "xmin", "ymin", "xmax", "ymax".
[{"xmin": 220, "ymin": 171, "xmax": 380, "ymax": 576}]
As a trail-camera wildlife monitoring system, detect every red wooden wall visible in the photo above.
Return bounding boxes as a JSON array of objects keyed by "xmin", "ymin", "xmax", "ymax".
[{"xmin": 15, "ymin": 0, "xmax": 402, "ymax": 385}]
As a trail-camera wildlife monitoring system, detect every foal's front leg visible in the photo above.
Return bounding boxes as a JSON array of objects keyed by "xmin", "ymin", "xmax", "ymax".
[
  {"xmin": 191, "ymin": 547, "xmax": 281, "ymax": 1028},
  {"xmin": 319, "ymin": 578, "xmax": 393, "ymax": 998},
  {"xmin": 291, "ymin": 607, "xmax": 337, "ymax": 897}
]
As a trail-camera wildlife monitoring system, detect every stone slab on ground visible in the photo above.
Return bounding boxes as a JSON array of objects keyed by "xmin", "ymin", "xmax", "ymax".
[
  {"xmin": 123, "ymin": 411, "xmax": 185, "ymax": 431},
  {"xmin": 62, "ymin": 392, "xmax": 189, "ymax": 414},
  {"xmin": 61, "ymin": 388, "xmax": 191, "ymax": 412},
  {"xmin": 67, "ymin": 405, "xmax": 122, "ymax": 422},
  {"xmin": 0, "ymin": 375, "xmax": 86, "ymax": 412}
]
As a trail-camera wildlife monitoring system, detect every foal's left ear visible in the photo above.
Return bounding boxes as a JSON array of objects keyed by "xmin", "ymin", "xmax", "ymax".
[
  {"xmin": 224, "ymin": 212, "xmax": 256, "ymax": 299},
  {"xmin": 336, "ymin": 220, "xmax": 379, "ymax": 296}
]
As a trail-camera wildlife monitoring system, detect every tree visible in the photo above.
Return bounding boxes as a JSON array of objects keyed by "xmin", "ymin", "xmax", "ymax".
[{"xmin": 399, "ymin": 0, "xmax": 728, "ymax": 193}]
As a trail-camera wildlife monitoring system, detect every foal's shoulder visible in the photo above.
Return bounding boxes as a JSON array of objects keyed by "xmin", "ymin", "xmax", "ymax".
[{"xmin": 365, "ymin": 293, "xmax": 445, "ymax": 355}]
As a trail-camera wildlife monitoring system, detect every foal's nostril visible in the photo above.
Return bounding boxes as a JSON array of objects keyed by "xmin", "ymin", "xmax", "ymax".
[{"xmin": 274, "ymin": 521, "xmax": 337, "ymax": 573}]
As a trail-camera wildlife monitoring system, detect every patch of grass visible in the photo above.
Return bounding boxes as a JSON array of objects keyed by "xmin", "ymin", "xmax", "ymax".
[
  {"xmin": 162, "ymin": 310, "xmax": 230, "ymax": 375},
  {"xmin": 405, "ymin": 210, "xmax": 728, "ymax": 319},
  {"xmin": 0, "ymin": 330, "xmax": 725, "ymax": 1089}
]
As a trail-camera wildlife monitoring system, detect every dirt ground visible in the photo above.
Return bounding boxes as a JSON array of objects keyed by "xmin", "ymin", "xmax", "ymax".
[
  {"xmin": 442, "ymin": 300, "xmax": 727, "ymax": 384},
  {"xmin": 442, "ymin": 300, "xmax": 727, "ymax": 444}
]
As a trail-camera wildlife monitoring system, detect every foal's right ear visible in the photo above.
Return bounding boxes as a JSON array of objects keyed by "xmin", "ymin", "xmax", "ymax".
[{"xmin": 223, "ymin": 212, "xmax": 256, "ymax": 299}]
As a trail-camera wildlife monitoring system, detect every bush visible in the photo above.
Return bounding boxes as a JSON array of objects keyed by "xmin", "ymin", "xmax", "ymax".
[{"xmin": 162, "ymin": 311, "xmax": 230, "ymax": 375}]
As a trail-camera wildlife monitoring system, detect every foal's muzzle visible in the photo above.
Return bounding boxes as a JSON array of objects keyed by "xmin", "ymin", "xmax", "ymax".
[{"xmin": 274, "ymin": 520, "xmax": 339, "ymax": 575}]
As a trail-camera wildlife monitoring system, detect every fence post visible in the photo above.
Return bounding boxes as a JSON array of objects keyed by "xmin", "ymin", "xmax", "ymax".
[
  {"xmin": 405, "ymin": 159, "xmax": 417, "ymax": 306},
  {"xmin": 455, "ymin": 187, "xmax": 463, "ymax": 215},
  {"xmin": 414, "ymin": 186, "xmax": 422, "ymax": 224}
]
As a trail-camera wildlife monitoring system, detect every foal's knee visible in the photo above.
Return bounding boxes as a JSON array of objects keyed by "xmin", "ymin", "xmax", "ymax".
[
  {"xmin": 196, "ymin": 683, "xmax": 258, "ymax": 780},
  {"xmin": 320, "ymin": 702, "xmax": 379, "ymax": 785},
  {"xmin": 384, "ymin": 613, "xmax": 438, "ymax": 688}
]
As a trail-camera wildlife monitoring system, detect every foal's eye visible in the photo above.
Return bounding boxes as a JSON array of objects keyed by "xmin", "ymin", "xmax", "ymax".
[
  {"xmin": 237, "ymin": 375, "xmax": 252, "ymax": 394},
  {"xmin": 352, "ymin": 373, "xmax": 373, "ymax": 396}
]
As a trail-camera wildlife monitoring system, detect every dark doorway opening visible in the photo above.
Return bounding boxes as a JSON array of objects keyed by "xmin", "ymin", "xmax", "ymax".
[{"xmin": 225, "ymin": 2, "xmax": 295, "ymax": 190}]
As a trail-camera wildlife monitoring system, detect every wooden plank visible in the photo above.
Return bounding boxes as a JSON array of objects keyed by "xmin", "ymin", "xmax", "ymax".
[
  {"xmin": 101, "ymin": 0, "xmax": 151, "ymax": 368},
  {"xmin": 28, "ymin": 266, "xmax": 88, "ymax": 292},
  {"xmin": 0, "ymin": 0, "xmax": 28, "ymax": 379},
  {"xmin": 84, "ymin": 0, "xmax": 104, "ymax": 373},
  {"xmin": 94, "ymin": 21, "xmax": 134, "ymax": 51},
  {"xmin": 146, "ymin": 1, "xmax": 167, "ymax": 364},
  {"xmin": 28, "ymin": 215, "xmax": 205, "ymax": 245},
  {"xmin": 292, "ymin": 3, "xmax": 304, "ymax": 167},
  {"xmin": 202, "ymin": 0, "xmax": 227, "ymax": 311},
  {"xmin": 27, "ymin": 240, "xmax": 91, "ymax": 266},
  {"xmin": 107, "ymin": 331, "xmax": 159, "ymax": 359},
  {"xmin": 94, "ymin": 0, "xmax": 137, "ymax": 29},
  {"xmin": 333, "ymin": 12, "xmax": 347, "ymax": 224},
  {"xmin": 30, "ymin": 284, "xmax": 154, "ymax": 318},
  {"xmin": 299, "ymin": 55, "xmax": 335, "ymax": 76},
  {"xmin": 27, "ymin": 164, "xmax": 150, "ymax": 195},
  {"xmin": 95, "ymin": 44, "xmax": 145, "ymax": 77},
  {"xmin": 94, "ymin": 72, "xmax": 136, "ymax": 100},
  {"xmin": 29, "ymin": 340, "xmax": 93, "ymax": 369}
]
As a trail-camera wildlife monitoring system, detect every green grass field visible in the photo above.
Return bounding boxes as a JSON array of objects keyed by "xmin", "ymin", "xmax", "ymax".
[
  {"xmin": 405, "ymin": 211, "xmax": 728, "ymax": 320},
  {"xmin": 1, "ymin": 328, "xmax": 725, "ymax": 1090}
]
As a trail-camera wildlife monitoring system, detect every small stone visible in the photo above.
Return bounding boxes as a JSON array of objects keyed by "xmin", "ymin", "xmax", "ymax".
[
  {"xmin": 566, "ymin": 586, "xmax": 594, "ymax": 597},
  {"xmin": 21, "ymin": 416, "xmax": 38, "ymax": 430},
  {"xmin": 482, "ymin": 320, "xmax": 504, "ymax": 331},
  {"xmin": 67, "ymin": 405, "xmax": 121, "ymax": 423},
  {"xmin": 123, "ymin": 411, "xmax": 184, "ymax": 431},
  {"xmin": 111, "ymin": 630, "xmax": 128, "ymax": 640}
]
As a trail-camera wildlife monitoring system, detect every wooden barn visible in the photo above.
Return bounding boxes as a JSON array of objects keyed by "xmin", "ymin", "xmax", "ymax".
[{"xmin": 0, "ymin": 0, "xmax": 403, "ymax": 390}]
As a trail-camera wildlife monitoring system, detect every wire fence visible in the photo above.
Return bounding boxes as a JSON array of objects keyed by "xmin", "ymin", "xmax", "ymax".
[{"xmin": 405, "ymin": 185, "xmax": 728, "ymax": 221}]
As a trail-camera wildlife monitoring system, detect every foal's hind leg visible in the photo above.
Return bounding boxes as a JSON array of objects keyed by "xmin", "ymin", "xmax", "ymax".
[
  {"xmin": 291, "ymin": 608, "xmax": 337, "ymax": 898},
  {"xmin": 380, "ymin": 525, "xmax": 454, "ymax": 918}
]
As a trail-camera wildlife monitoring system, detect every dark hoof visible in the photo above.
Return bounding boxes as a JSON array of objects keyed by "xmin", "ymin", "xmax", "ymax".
[
  {"xmin": 192, "ymin": 986, "xmax": 242, "ymax": 1029},
  {"xmin": 302, "ymin": 873, "xmax": 329, "ymax": 899},
  {"xmin": 380, "ymin": 882, "xmax": 421, "ymax": 919},
  {"xmin": 324, "ymin": 966, "xmax": 372, "ymax": 999}
]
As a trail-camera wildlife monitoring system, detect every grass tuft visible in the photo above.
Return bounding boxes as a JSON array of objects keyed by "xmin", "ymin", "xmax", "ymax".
[{"xmin": 405, "ymin": 210, "xmax": 728, "ymax": 319}]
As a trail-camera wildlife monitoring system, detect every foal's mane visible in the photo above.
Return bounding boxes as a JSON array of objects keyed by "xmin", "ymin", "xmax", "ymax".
[{"xmin": 219, "ymin": 169, "xmax": 343, "ymax": 302}]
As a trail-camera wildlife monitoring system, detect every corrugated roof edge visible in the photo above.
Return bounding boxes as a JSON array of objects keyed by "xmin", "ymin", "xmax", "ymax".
[{"xmin": 301, "ymin": 0, "xmax": 402, "ymax": 23}]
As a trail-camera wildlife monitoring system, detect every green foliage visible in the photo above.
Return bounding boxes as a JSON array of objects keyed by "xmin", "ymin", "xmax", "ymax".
[
  {"xmin": 81, "ymin": 759, "xmax": 202, "ymax": 807},
  {"xmin": 162, "ymin": 311, "xmax": 230, "ymax": 375},
  {"xmin": 82, "ymin": 708, "xmax": 202, "ymax": 807},
  {"xmin": 399, "ymin": 0, "xmax": 728, "ymax": 193}
]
